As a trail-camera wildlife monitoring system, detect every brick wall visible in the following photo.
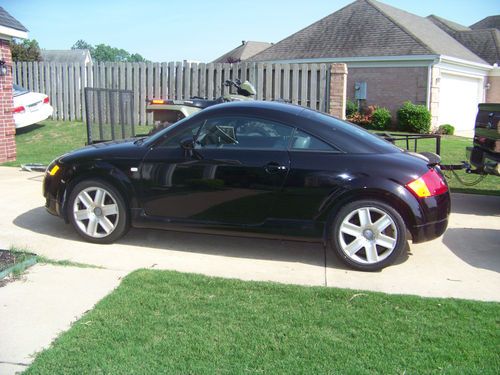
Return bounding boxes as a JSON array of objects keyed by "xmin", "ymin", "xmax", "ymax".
[
  {"xmin": 329, "ymin": 63, "xmax": 348, "ymax": 119},
  {"xmin": 346, "ymin": 66, "xmax": 428, "ymax": 120},
  {"xmin": 486, "ymin": 68, "xmax": 500, "ymax": 103},
  {"xmin": 0, "ymin": 38, "xmax": 16, "ymax": 162}
]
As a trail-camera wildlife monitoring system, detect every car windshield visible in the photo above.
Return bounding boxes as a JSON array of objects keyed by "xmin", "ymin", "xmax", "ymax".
[
  {"xmin": 142, "ymin": 115, "xmax": 197, "ymax": 147},
  {"xmin": 13, "ymin": 84, "xmax": 28, "ymax": 97}
]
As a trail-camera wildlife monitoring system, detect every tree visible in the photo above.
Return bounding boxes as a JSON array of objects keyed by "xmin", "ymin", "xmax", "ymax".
[
  {"xmin": 71, "ymin": 39, "xmax": 94, "ymax": 55},
  {"xmin": 71, "ymin": 40, "xmax": 147, "ymax": 62},
  {"xmin": 11, "ymin": 39, "xmax": 42, "ymax": 62}
]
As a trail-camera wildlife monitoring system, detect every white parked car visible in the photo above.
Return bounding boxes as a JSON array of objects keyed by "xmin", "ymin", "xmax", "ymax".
[{"xmin": 13, "ymin": 84, "xmax": 53, "ymax": 129}]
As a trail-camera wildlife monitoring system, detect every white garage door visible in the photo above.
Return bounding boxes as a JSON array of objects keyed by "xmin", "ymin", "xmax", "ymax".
[{"xmin": 438, "ymin": 73, "xmax": 484, "ymax": 134}]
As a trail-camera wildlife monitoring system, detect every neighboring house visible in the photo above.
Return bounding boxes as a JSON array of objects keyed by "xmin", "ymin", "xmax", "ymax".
[
  {"xmin": 212, "ymin": 41, "xmax": 272, "ymax": 63},
  {"xmin": 250, "ymin": 0, "xmax": 498, "ymax": 134},
  {"xmin": 428, "ymin": 14, "xmax": 500, "ymax": 105},
  {"xmin": 41, "ymin": 49, "xmax": 92, "ymax": 65},
  {"xmin": 0, "ymin": 6, "xmax": 28, "ymax": 163},
  {"xmin": 40, "ymin": 49, "xmax": 92, "ymax": 92}
]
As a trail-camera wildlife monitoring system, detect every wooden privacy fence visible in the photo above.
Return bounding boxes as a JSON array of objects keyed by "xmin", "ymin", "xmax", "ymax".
[{"xmin": 12, "ymin": 61, "xmax": 345, "ymax": 125}]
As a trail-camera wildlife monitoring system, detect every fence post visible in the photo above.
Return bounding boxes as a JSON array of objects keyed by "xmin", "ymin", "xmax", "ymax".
[{"xmin": 329, "ymin": 63, "xmax": 348, "ymax": 119}]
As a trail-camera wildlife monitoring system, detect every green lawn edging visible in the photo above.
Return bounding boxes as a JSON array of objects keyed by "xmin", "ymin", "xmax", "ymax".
[{"xmin": 0, "ymin": 252, "xmax": 37, "ymax": 280}]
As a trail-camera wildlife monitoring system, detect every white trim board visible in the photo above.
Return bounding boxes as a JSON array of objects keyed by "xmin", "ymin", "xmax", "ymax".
[{"xmin": 0, "ymin": 25, "xmax": 28, "ymax": 40}]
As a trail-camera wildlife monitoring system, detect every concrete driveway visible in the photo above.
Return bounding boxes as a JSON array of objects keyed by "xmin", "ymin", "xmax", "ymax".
[
  {"xmin": 0, "ymin": 166, "xmax": 499, "ymax": 372},
  {"xmin": 0, "ymin": 166, "xmax": 499, "ymax": 297}
]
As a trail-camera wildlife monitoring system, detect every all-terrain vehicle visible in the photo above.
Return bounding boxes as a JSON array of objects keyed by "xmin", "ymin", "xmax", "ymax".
[{"xmin": 146, "ymin": 79, "xmax": 256, "ymax": 133}]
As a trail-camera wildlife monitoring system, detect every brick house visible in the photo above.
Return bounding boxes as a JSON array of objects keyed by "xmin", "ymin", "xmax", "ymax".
[
  {"xmin": 250, "ymin": 0, "xmax": 498, "ymax": 135},
  {"xmin": 0, "ymin": 7, "xmax": 28, "ymax": 163}
]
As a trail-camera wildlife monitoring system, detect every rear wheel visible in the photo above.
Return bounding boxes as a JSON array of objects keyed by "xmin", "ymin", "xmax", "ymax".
[
  {"xmin": 68, "ymin": 179, "xmax": 129, "ymax": 244},
  {"xmin": 330, "ymin": 200, "xmax": 407, "ymax": 271}
]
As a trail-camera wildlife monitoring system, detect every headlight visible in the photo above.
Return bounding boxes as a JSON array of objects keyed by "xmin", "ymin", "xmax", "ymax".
[{"xmin": 48, "ymin": 164, "xmax": 60, "ymax": 176}]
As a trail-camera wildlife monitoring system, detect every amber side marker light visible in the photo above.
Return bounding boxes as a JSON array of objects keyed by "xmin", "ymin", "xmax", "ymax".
[
  {"xmin": 151, "ymin": 99, "xmax": 167, "ymax": 104},
  {"xmin": 48, "ymin": 165, "xmax": 60, "ymax": 176},
  {"xmin": 406, "ymin": 169, "xmax": 448, "ymax": 198}
]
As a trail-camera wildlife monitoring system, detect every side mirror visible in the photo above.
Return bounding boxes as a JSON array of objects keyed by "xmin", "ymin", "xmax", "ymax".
[{"xmin": 180, "ymin": 137, "xmax": 194, "ymax": 150}]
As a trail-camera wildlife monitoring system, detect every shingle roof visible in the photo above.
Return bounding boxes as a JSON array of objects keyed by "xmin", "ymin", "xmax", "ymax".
[
  {"xmin": 470, "ymin": 16, "xmax": 500, "ymax": 31},
  {"xmin": 41, "ymin": 49, "xmax": 92, "ymax": 64},
  {"xmin": 212, "ymin": 41, "xmax": 272, "ymax": 63},
  {"xmin": 251, "ymin": 0, "xmax": 487, "ymax": 65},
  {"xmin": 426, "ymin": 15, "xmax": 470, "ymax": 34},
  {"xmin": 428, "ymin": 15, "xmax": 500, "ymax": 65},
  {"xmin": 453, "ymin": 29, "xmax": 500, "ymax": 65},
  {"xmin": 0, "ymin": 6, "xmax": 28, "ymax": 32}
]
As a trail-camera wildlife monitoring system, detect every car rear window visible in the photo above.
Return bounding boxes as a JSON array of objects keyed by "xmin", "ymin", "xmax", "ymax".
[
  {"xmin": 13, "ymin": 84, "xmax": 28, "ymax": 97},
  {"xmin": 302, "ymin": 108, "xmax": 400, "ymax": 153}
]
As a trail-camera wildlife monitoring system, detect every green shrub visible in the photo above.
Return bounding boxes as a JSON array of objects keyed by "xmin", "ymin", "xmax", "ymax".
[
  {"xmin": 371, "ymin": 107, "xmax": 392, "ymax": 130},
  {"xmin": 346, "ymin": 100, "xmax": 358, "ymax": 117},
  {"xmin": 438, "ymin": 124, "xmax": 455, "ymax": 135},
  {"xmin": 397, "ymin": 101, "xmax": 431, "ymax": 134}
]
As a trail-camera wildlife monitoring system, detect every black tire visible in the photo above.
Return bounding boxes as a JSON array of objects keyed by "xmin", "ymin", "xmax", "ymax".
[
  {"xmin": 329, "ymin": 200, "xmax": 407, "ymax": 271},
  {"xmin": 68, "ymin": 179, "xmax": 129, "ymax": 244}
]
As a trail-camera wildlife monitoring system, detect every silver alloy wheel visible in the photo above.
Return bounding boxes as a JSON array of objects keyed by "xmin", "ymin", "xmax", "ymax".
[
  {"xmin": 338, "ymin": 206, "xmax": 398, "ymax": 264},
  {"xmin": 72, "ymin": 187, "xmax": 120, "ymax": 238}
]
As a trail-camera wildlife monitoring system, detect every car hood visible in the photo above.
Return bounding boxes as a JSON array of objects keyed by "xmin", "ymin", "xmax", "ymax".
[{"xmin": 60, "ymin": 138, "xmax": 148, "ymax": 164}]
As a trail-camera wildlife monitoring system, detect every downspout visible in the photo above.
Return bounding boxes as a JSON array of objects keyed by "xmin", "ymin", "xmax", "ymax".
[{"xmin": 426, "ymin": 56, "xmax": 441, "ymax": 110}]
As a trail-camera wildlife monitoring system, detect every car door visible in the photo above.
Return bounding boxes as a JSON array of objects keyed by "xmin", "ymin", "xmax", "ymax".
[
  {"xmin": 271, "ymin": 128, "xmax": 344, "ymax": 236},
  {"xmin": 140, "ymin": 115, "xmax": 293, "ymax": 226}
]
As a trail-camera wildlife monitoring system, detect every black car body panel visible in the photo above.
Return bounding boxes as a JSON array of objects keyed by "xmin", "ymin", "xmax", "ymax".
[{"xmin": 44, "ymin": 101, "xmax": 450, "ymax": 245}]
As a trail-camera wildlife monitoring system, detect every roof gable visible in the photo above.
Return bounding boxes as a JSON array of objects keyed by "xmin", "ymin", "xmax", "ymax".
[
  {"xmin": 470, "ymin": 16, "xmax": 500, "ymax": 30},
  {"xmin": 426, "ymin": 15, "xmax": 470, "ymax": 33},
  {"xmin": 251, "ymin": 0, "xmax": 487, "ymax": 65},
  {"xmin": 40, "ymin": 49, "xmax": 92, "ymax": 64},
  {"xmin": 453, "ymin": 29, "xmax": 500, "ymax": 65},
  {"xmin": 0, "ymin": 6, "xmax": 27, "ymax": 32},
  {"xmin": 429, "ymin": 15, "xmax": 499, "ymax": 65},
  {"xmin": 212, "ymin": 41, "xmax": 272, "ymax": 63}
]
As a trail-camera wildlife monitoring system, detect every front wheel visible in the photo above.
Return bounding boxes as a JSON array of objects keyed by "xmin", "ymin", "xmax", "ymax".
[
  {"xmin": 68, "ymin": 179, "xmax": 129, "ymax": 244},
  {"xmin": 330, "ymin": 200, "xmax": 407, "ymax": 271}
]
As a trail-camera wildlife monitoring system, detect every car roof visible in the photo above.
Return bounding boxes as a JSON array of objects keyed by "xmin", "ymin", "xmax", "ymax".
[{"xmin": 203, "ymin": 100, "xmax": 305, "ymax": 115}]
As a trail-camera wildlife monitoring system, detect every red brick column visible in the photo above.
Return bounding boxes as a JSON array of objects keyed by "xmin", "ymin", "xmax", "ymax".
[
  {"xmin": 329, "ymin": 63, "xmax": 348, "ymax": 119},
  {"xmin": 0, "ymin": 38, "xmax": 16, "ymax": 162}
]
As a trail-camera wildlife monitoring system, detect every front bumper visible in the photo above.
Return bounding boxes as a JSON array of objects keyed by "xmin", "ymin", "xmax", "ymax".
[{"xmin": 43, "ymin": 165, "xmax": 67, "ymax": 220}]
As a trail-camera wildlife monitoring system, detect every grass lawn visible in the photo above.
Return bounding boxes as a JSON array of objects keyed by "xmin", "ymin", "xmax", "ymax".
[
  {"xmin": 1, "ymin": 120, "xmax": 498, "ymax": 195},
  {"xmin": 2, "ymin": 121, "xmax": 87, "ymax": 167},
  {"xmin": 25, "ymin": 270, "xmax": 500, "ymax": 374}
]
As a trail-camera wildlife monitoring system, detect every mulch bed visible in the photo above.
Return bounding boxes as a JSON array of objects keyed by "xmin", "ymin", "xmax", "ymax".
[{"xmin": 0, "ymin": 249, "xmax": 36, "ymax": 287}]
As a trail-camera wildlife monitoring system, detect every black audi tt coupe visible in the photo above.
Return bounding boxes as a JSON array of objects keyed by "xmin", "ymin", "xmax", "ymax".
[{"xmin": 43, "ymin": 101, "xmax": 450, "ymax": 271}]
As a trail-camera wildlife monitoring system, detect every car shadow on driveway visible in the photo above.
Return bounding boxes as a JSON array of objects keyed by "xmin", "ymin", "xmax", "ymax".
[
  {"xmin": 443, "ymin": 228, "xmax": 500, "ymax": 273},
  {"xmin": 14, "ymin": 207, "xmax": 411, "ymax": 271},
  {"xmin": 14, "ymin": 207, "xmax": 329, "ymax": 268},
  {"xmin": 451, "ymin": 193, "xmax": 500, "ymax": 217}
]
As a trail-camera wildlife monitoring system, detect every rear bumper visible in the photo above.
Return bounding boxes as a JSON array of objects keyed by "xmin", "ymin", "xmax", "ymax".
[
  {"xmin": 411, "ymin": 217, "xmax": 449, "ymax": 243},
  {"xmin": 467, "ymin": 146, "xmax": 500, "ymax": 176},
  {"xmin": 14, "ymin": 104, "xmax": 53, "ymax": 128},
  {"xmin": 409, "ymin": 191, "xmax": 450, "ymax": 244}
]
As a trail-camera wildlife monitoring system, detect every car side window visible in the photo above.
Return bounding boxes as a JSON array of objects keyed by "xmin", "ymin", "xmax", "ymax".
[
  {"xmin": 291, "ymin": 129, "xmax": 338, "ymax": 151},
  {"xmin": 196, "ymin": 116, "xmax": 293, "ymax": 150},
  {"xmin": 158, "ymin": 120, "xmax": 203, "ymax": 148}
]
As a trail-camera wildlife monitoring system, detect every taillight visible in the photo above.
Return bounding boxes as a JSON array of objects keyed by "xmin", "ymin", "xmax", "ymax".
[
  {"xmin": 13, "ymin": 106, "xmax": 25, "ymax": 114},
  {"xmin": 43, "ymin": 96, "xmax": 50, "ymax": 104},
  {"xmin": 406, "ymin": 169, "xmax": 448, "ymax": 198}
]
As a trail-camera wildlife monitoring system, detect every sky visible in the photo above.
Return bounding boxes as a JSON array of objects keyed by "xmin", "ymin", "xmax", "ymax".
[{"xmin": 3, "ymin": 0, "xmax": 499, "ymax": 62}]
